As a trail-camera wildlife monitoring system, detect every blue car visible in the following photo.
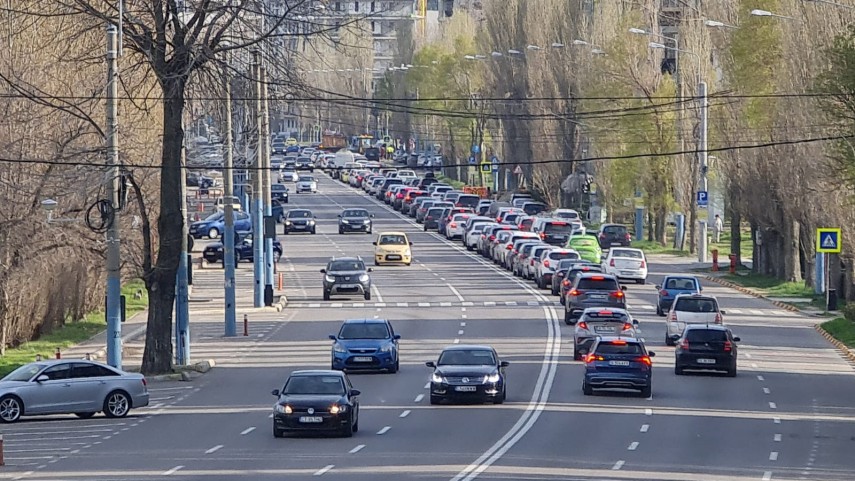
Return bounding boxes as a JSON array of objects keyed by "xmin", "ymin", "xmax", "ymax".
[
  {"xmin": 583, "ymin": 337, "xmax": 654, "ymax": 397},
  {"xmin": 329, "ymin": 319, "xmax": 400, "ymax": 373},
  {"xmin": 189, "ymin": 211, "xmax": 251, "ymax": 239},
  {"xmin": 655, "ymin": 276, "xmax": 702, "ymax": 316}
]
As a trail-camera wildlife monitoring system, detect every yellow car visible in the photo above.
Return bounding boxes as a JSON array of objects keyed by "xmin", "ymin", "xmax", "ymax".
[
  {"xmin": 285, "ymin": 137, "xmax": 298, "ymax": 146},
  {"xmin": 373, "ymin": 232, "xmax": 413, "ymax": 266}
]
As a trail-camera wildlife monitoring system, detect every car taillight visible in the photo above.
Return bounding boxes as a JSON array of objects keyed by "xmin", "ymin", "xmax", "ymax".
[
  {"xmin": 397, "ymin": 193, "xmax": 404, "ymax": 199},
  {"xmin": 450, "ymin": 222, "xmax": 457, "ymax": 228},
  {"xmin": 489, "ymin": 235, "xmax": 496, "ymax": 241},
  {"xmin": 623, "ymin": 323, "xmax": 634, "ymax": 331},
  {"xmin": 625, "ymin": 233, "xmax": 632, "ymax": 241},
  {"xmin": 539, "ymin": 232, "xmax": 546, "ymax": 239},
  {"xmin": 715, "ymin": 312, "xmax": 722, "ymax": 324},
  {"xmin": 640, "ymin": 260, "xmax": 646, "ymax": 268},
  {"xmin": 638, "ymin": 356, "xmax": 652, "ymax": 366},
  {"xmin": 660, "ymin": 289, "xmax": 668, "ymax": 296},
  {"xmin": 578, "ymin": 321, "xmax": 588, "ymax": 330},
  {"xmin": 724, "ymin": 340, "xmax": 732, "ymax": 352},
  {"xmin": 530, "ymin": 259, "xmax": 535, "ymax": 266},
  {"xmin": 680, "ymin": 339, "xmax": 689, "ymax": 350},
  {"xmin": 609, "ymin": 259, "xmax": 615, "ymax": 267},
  {"xmin": 506, "ymin": 245, "xmax": 513, "ymax": 250},
  {"xmin": 585, "ymin": 354, "xmax": 604, "ymax": 363},
  {"xmin": 669, "ymin": 311, "xmax": 678, "ymax": 321},
  {"xmin": 481, "ymin": 234, "xmax": 486, "ymax": 239},
  {"xmin": 544, "ymin": 260, "xmax": 550, "ymax": 268},
  {"xmin": 611, "ymin": 290, "xmax": 625, "ymax": 298},
  {"xmin": 426, "ymin": 215, "xmax": 433, "ymax": 220},
  {"xmin": 497, "ymin": 217, "xmax": 501, "ymax": 222},
  {"xmin": 569, "ymin": 289, "xmax": 580, "ymax": 296}
]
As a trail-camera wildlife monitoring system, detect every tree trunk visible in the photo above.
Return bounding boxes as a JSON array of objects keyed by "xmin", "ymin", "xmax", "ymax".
[
  {"xmin": 730, "ymin": 209, "xmax": 742, "ymax": 267},
  {"xmin": 655, "ymin": 207, "xmax": 667, "ymax": 245},
  {"xmin": 783, "ymin": 219, "xmax": 801, "ymax": 282},
  {"xmin": 141, "ymin": 79, "xmax": 186, "ymax": 375}
]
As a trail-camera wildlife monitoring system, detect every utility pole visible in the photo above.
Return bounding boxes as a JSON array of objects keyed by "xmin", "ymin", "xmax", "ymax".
[
  {"xmin": 252, "ymin": 50, "xmax": 264, "ymax": 308},
  {"xmin": 261, "ymin": 65, "xmax": 274, "ymax": 306},
  {"xmin": 175, "ymin": 118, "xmax": 190, "ymax": 365},
  {"xmin": 105, "ymin": 25, "xmax": 123, "ymax": 369},
  {"xmin": 698, "ymin": 81, "xmax": 709, "ymax": 263},
  {"xmin": 223, "ymin": 55, "xmax": 237, "ymax": 336}
]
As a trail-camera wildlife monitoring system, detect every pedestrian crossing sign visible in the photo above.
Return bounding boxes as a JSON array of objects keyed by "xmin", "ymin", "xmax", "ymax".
[{"xmin": 816, "ymin": 228, "xmax": 841, "ymax": 253}]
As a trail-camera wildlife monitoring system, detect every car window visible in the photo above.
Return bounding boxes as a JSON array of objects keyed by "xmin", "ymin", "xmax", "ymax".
[
  {"xmin": 427, "ymin": 208, "xmax": 444, "ymax": 216},
  {"xmin": 3, "ymin": 363, "xmax": 45, "ymax": 382},
  {"xmin": 544, "ymin": 223, "xmax": 574, "ymax": 234},
  {"xmin": 612, "ymin": 249, "xmax": 643, "ymax": 259},
  {"xmin": 299, "ymin": 176, "xmax": 315, "ymax": 182},
  {"xmin": 686, "ymin": 329, "xmax": 728, "ymax": 342},
  {"xmin": 42, "ymin": 363, "xmax": 71, "ymax": 380},
  {"xmin": 329, "ymin": 260, "xmax": 365, "ymax": 271},
  {"xmin": 595, "ymin": 342, "xmax": 643, "ymax": 355},
  {"xmin": 342, "ymin": 210, "xmax": 369, "ymax": 217},
  {"xmin": 379, "ymin": 235, "xmax": 407, "ymax": 245},
  {"xmin": 604, "ymin": 225, "xmax": 627, "ymax": 234},
  {"xmin": 204, "ymin": 212, "xmax": 224, "ymax": 221},
  {"xmin": 675, "ymin": 298, "xmax": 718, "ymax": 312},
  {"xmin": 283, "ymin": 375, "xmax": 345, "ymax": 395},
  {"xmin": 550, "ymin": 251, "xmax": 580, "ymax": 261},
  {"xmin": 72, "ymin": 363, "xmax": 118, "ymax": 378},
  {"xmin": 289, "ymin": 211, "xmax": 311, "ymax": 218},
  {"xmin": 271, "ymin": 184, "xmax": 286, "ymax": 191},
  {"xmin": 438, "ymin": 349, "xmax": 497, "ymax": 366},
  {"xmin": 339, "ymin": 323, "xmax": 390, "ymax": 340},
  {"xmin": 577, "ymin": 278, "xmax": 619, "ymax": 290},
  {"xmin": 666, "ymin": 278, "xmax": 697, "ymax": 290}
]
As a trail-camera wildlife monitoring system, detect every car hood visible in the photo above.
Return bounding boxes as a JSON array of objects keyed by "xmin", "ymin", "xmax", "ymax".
[
  {"xmin": 435, "ymin": 365, "xmax": 497, "ymax": 376},
  {"xmin": 277, "ymin": 394, "xmax": 345, "ymax": 408},
  {"xmin": 341, "ymin": 216, "xmax": 370, "ymax": 222},
  {"xmin": 327, "ymin": 270, "xmax": 367, "ymax": 277},
  {"xmin": 191, "ymin": 220, "xmax": 215, "ymax": 228},
  {"xmin": 337, "ymin": 339, "xmax": 390, "ymax": 349}
]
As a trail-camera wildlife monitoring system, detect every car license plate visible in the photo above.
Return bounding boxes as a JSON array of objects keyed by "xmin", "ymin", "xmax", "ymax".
[
  {"xmin": 387, "ymin": 255, "xmax": 401, "ymax": 260},
  {"xmin": 589, "ymin": 294, "xmax": 606, "ymax": 300},
  {"xmin": 455, "ymin": 386, "xmax": 477, "ymax": 392},
  {"xmin": 594, "ymin": 326, "xmax": 615, "ymax": 333},
  {"xmin": 611, "ymin": 242, "xmax": 621, "ymax": 246},
  {"xmin": 353, "ymin": 356, "xmax": 373, "ymax": 362},
  {"xmin": 697, "ymin": 358, "xmax": 716, "ymax": 364},
  {"xmin": 337, "ymin": 284, "xmax": 357, "ymax": 289},
  {"xmin": 621, "ymin": 271, "xmax": 634, "ymax": 275},
  {"xmin": 609, "ymin": 360, "xmax": 630, "ymax": 366},
  {"xmin": 299, "ymin": 416, "xmax": 323, "ymax": 423}
]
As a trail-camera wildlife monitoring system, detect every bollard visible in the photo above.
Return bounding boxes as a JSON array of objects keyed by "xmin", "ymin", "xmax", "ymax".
[
  {"xmin": 729, "ymin": 254, "xmax": 737, "ymax": 274},
  {"xmin": 35, "ymin": 354, "xmax": 42, "ymax": 362},
  {"xmin": 55, "ymin": 347, "xmax": 61, "ymax": 359},
  {"xmin": 243, "ymin": 314, "xmax": 248, "ymax": 336},
  {"xmin": 278, "ymin": 272, "xmax": 283, "ymax": 291},
  {"xmin": 0, "ymin": 434, "xmax": 6, "ymax": 466},
  {"xmin": 85, "ymin": 353, "xmax": 91, "ymax": 360},
  {"xmin": 711, "ymin": 249, "xmax": 719, "ymax": 272}
]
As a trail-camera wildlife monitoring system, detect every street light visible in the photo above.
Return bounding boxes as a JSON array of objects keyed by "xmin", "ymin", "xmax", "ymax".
[
  {"xmin": 507, "ymin": 49, "xmax": 522, "ymax": 55},
  {"xmin": 526, "ymin": 45, "xmax": 542, "ymax": 50},
  {"xmin": 628, "ymin": 27, "xmax": 648, "ymax": 35},
  {"xmin": 491, "ymin": 51, "xmax": 503, "ymax": 57},
  {"xmin": 750, "ymin": 8, "xmax": 795, "ymax": 18},
  {"xmin": 464, "ymin": 55, "xmax": 476, "ymax": 60},
  {"xmin": 551, "ymin": 42, "xmax": 565, "ymax": 48},
  {"xmin": 803, "ymin": 0, "xmax": 855, "ymax": 9},
  {"xmin": 473, "ymin": 55, "xmax": 486, "ymax": 60},
  {"xmin": 704, "ymin": 19, "xmax": 738, "ymax": 28}
]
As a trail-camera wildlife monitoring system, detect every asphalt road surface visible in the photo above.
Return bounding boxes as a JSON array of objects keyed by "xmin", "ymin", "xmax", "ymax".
[{"xmin": 3, "ymin": 173, "xmax": 854, "ymax": 481}]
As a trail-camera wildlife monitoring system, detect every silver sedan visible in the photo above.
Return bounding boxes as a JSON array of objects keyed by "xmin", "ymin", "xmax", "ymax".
[{"xmin": 0, "ymin": 360, "xmax": 149, "ymax": 423}]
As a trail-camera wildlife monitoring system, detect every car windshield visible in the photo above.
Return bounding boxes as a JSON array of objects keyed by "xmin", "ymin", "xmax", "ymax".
[
  {"xmin": 204, "ymin": 212, "xmax": 224, "ymax": 222},
  {"xmin": 3, "ymin": 363, "xmax": 44, "ymax": 382},
  {"xmin": 570, "ymin": 238, "xmax": 596, "ymax": 247},
  {"xmin": 329, "ymin": 260, "xmax": 365, "ymax": 271},
  {"xmin": 665, "ymin": 278, "xmax": 698, "ymax": 290},
  {"xmin": 338, "ymin": 323, "xmax": 390, "ymax": 340},
  {"xmin": 686, "ymin": 329, "xmax": 728, "ymax": 342},
  {"xmin": 604, "ymin": 225, "xmax": 627, "ymax": 235},
  {"xmin": 271, "ymin": 184, "xmax": 286, "ymax": 192},
  {"xmin": 299, "ymin": 176, "xmax": 315, "ymax": 182},
  {"xmin": 379, "ymin": 235, "xmax": 407, "ymax": 245},
  {"xmin": 550, "ymin": 251, "xmax": 580, "ymax": 261},
  {"xmin": 342, "ymin": 210, "xmax": 369, "ymax": 218},
  {"xmin": 289, "ymin": 211, "xmax": 312, "ymax": 218},
  {"xmin": 283, "ymin": 375, "xmax": 345, "ymax": 395},
  {"xmin": 558, "ymin": 259, "xmax": 584, "ymax": 269},
  {"xmin": 612, "ymin": 249, "xmax": 643, "ymax": 259},
  {"xmin": 427, "ymin": 208, "xmax": 444, "ymax": 216},
  {"xmin": 675, "ymin": 298, "xmax": 718, "ymax": 313},
  {"xmin": 438, "ymin": 349, "xmax": 496, "ymax": 366},
  {"xmin": 595, "ymin": 342, "xmax": 643, "ymax": 355}
]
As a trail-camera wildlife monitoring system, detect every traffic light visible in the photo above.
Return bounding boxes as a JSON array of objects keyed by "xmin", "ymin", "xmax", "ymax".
[{"xmin": 444, "ymin": 0, "xmax": 454, "ymax": 17}]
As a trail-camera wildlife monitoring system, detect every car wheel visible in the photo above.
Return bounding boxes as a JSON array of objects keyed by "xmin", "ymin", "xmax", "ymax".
[
  {"xmin": 364, "ymin": 290, "xmax": 371, "ymax": 301},
  {"xmin": 640, "ymin": 385, "xmax": 652, "ymax": 398},
  {"xmin": 665, "ymin": 334, "xmax": 675, "ymax": 346},
  {"xmin": 311, "ymin": 228, "xmax": 316, "ymax": 234},
  {"xmin": 234, "ymin": 252, "xmax": 241, "ymax": 264},
  {"xmin": 573, "ymin": 346, "xmax": 582, "ymax": 361},
  {"xmin": 564, "ymin": 310, "xmax": 573, "ymax": 325},
  {"xmin": 0, "ymin": 396, "xmax": 22, "ymax": 423},
  {"xmin": 341, "ymin": 414, "xmax": 354, "ymax": 437},
  {"xmin": 727, "ymin": 364, "xmax": 737, "ymax": 377},
  {"xmin": 208, "ymin": 227, "xmax": 219, "ymax": 239},
  {"xmin": 283, "ymin": 229, "xmax": 289, "ymax": 235},
  {"xmin": 367, "ymin": 229, "xmax": 372, "ymax": 235},
  {"xmin": 656, "ymin": 305, "xmax": 663, "ymax": 316},
  {"xmin": 103, "ymin": 390, "xmax": 131, "ymax": 418},
  {"xmin": 75, "ymin": 412, "xmax": 96, "ymax": 419},
  {"xmin": 582, "ymin": 381, "xmax": 593, "ymax": 396},
  {"xmin": 551, "ymin": 286, "xmax": 558, "ymax": 295},
  {"xmin": 537, "ymin": 277, "xmax": 544, "ymax": 289},
  {"xmin": 323, "ymin": 290, "xmax": 330, "ymax": 301},
  {"xmin": 352, "ymin": 411, "xmax": 359, "ymax": 432},
  {"xmin": 636, "ymin": 278, "xmax": 646, "ymax": 285},
  {"xmin": 339, "ymin": 228, "xmax": 344, "ymax": 234},
  {"xmin": 429, "ymin": 395, "xmax": 441, "ymax": 405},
  {"xmin": 675, "ymin": 365, "xmax": 684, "ymax": 375},
  {"xmin": 273, "ymin": 425, "xmax": 285, "ymax": 438},
  {"xmin": 405, "ymin": 262, "xmax": 411, "ymax": 266}
]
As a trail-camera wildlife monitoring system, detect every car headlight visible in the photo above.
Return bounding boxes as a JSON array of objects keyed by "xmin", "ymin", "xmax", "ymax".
[
  {"xmin": 404, "ymin": 250, "xmax": 411, "ymax": 256},
  {"xmin": 284, "ymin": 221, "xmax": 291, "ymax": 225},
  {"xmin": 274, "ymin": 404, "xmax": 293, "ymax": 414},
  {"xmin": 485, "ymin": 372, "xmax": 501, "ymax": 383},
  {"xmin": 363, "ymin": 219, "xmax": 371, "ymax": 224},
  {"xmin": 325, "ymin": 275, "xmax": 335, "ymax": 282},
  {"xmin": 329, "ymin": 404, "xmax": 347, "ymax": 414},
  {"xmin": 342, "ymin": 219, "xmax": 350, "ymax": 224},
  {"xmin": 333, "ymin": 343, "xmax": 346, "ymax": 353},
  {"xmin": 380, "ymin": 342, "xmax": 394, "ymax": 353},
  {"xmin": 309, "ymin": 220, "xmax": 316, "ymax": 225},
  {"xmin": 431, "ymin": 373, "xmax": 444, "ymax": 383},
  {"xmin": 359, "ymin": 274, "xmax": 370, "ymax": 282}
]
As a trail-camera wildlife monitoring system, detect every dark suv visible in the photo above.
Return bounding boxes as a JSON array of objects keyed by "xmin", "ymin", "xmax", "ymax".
[
  {"xmin": 597, "ymin": 223, "xmax": 632, "ymax": 249},
  {"xmin": 563, "ymin": 273, "xmax": 626, "ymax": 324},
  {"xmin": 674, "ymin": 325, "xmax": 740, "ymax": 377},
  {"xmin": 583, "ymin": 336, "xmax": 654, "ymax": 397},
  {"xmin": 321, "ymin": 257, "xmax": 373, "ymax": 301},
  {"xmin": 338, "ymin": 208, "xmax": 374, "ymax": 234}
]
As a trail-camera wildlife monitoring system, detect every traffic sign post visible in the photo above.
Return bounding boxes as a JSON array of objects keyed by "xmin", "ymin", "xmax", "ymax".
[
  {"xmin": 468, "ymin": 155, "xmax": 477, "ymax": 165},
  {"xmin": 817, "ymin": 228, "xmax": 842, "ymax": 312},
  {"xmin": 480, "ymin": 162, "xmax": 490, "ymax": 173},
  {"xmin": 696, "ymin": 191, "xmax": 708, "ymax": 208}
]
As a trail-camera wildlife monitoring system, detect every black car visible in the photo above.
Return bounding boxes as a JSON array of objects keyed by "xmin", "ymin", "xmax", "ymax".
[
  {"xmin": 563, "ymin": 273, "xmax": 626, "ymax": 324},
  {"xmin": 426, "ymin": 345, "xmax": 509, "ymax": 405},
  {"xmin": 186, "ymin": 171, "xmax": 214, "ymax": 189},
  {"xmin": 202, "ymin": 234, "xmax": 282, "ymax": 265},
  {"xmin": 321, "ymin": 257, "xmax": 373, "ymax": 301},
  {"xmin": 296, "ymin": 157, "xmax": 314, "ymax": 171},
  {"xmin": 338, "ymin": 208, "xmax": 374, "ymax": 234},
  {"xmin": 271, "ymin": 370, "xmax": 360, "ymax": 437},
  {"xmin": 597, "ymin": 223, "xmax": 632, "ymax": 249},
  {"xmin": 583, "ymin": 337, "xmax": 654, "ymax": 397},
  {"xmin": 283, "ymin": 209, "xmax": 316, "ymax": 234},
  {"xmin": 551, "ymin": 259, "xmax": 593, "ymax": 295},
  {"xmin": 271, "ymin": 183, "xmax": 289, "ymax": 204},
  {"xmin": 559, "ymin": 264, "xmax": 604, "ymax": 303},
  {"xmin": 674, "ymin": 325, "xmax": 740, "ymax": 377},
  {"xmin": 364, "ymin": 147, "xmax": 381, "ymax": 162}
]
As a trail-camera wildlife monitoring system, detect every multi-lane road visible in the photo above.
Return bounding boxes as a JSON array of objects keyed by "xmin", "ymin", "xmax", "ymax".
[{"xmin": 2, "ymin": 173, "xmax": 854, "ymax": 481}]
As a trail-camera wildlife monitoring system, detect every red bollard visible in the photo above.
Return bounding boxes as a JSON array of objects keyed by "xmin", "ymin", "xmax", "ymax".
[
  {"xmin": 711, "ymin": 249, "xmax": 719, "ymax": 271},
  {"xmin": 278, "ymin": 272, "xmax": 283, "ymax": 291},
  {"xmin": 243, "ymin": 314, "xmax": 248, "ymax": 337},
  {"xmin": 729, "ymin": 254, "xmax": 737, "ymax": 274},
  {"xmin": 55, "ymin": 347, "xmax": 61, "ymax": 359},
  {"xmin": 0, "ymin": 434, "xmax": 6, "ymax": 466}
]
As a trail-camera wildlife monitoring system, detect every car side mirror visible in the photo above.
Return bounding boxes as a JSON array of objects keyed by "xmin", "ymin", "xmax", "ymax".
[
  {"xmin": 655, "ymin": 285, "xmax": 661, "ymax": 290},
  {"xmin": 320, "ymin": 268, "xmax": 326, "ymax": 273},
  {"xmin": 372, "ymin": 241, "xmax": 377, "ymax": 246},
  {"xmin": 425, "ymin": 361, "xmax": 436, "ymax": 368},
  {"xmin": 719, "ymin": 310, "xmax": 727, "ymax": 315},
  {"xmin": 500, "ymin": 361, "xmax": 510, "ymax": 368},
  {"xmin": 350, "ymin": 389, "xmax": 361, "ymax": 397},
  {"xmin": 732, "ymin": 337, "xmax": 741, "ymax": 342},
  {"xmin": 409, "ymin": 241, "xmax": 414, "ymax": 246},
  {"xmin": 633, "ymin": 319, "xmax": 639, "ymax": 326},
  {"xmin": 370, "ymin": 214, "xmax": 375, "ymax": 218},
  {"xmin": 367, "ymin": 268, "xmax": 373, "ymax": 272},
  {"xmin": 328, "ymin": 334, "xmax": 337, "ymax": 341},
  {"xmin": 337, "ymin": 214, "xmax": 341, "ymax": 218},
  {"xmin": 36, "ymin": 375, "xmax": 49, "ymax": 383},
  {"xmin": 394, "ymin": 334, "xmax": 401, "ymax": 340},
  {"xmin": 271, "ymin": 389, "xmax": 280, "ymax": 396},
  {"xmin": 670, "ymin": 335, "xmax": 681, "ymax": 342},
  {"xmin": 621, "ymin": 286, "xmax": 627, "ymax": 291},
  {"xmin": 648, "ymin": 351, "xmax": 656, "ymax": 357}
]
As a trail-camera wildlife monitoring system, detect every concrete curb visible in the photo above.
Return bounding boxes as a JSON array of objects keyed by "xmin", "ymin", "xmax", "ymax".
[
  {"xmin": 703, "ymin": 275, "xmax": 802, "ymax": 312},
  {"xmin": 275, "ymin": 294, "xmax": 288, "ymax": 312},
  {"xmin": 815, "ymin": 324, "xmax": 855, "ymax": 363}
]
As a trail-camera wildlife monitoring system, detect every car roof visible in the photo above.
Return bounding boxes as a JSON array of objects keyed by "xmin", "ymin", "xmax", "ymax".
[
  {"xmin": 441, "ymin": 344, "xmax": 494, "ymax": 351},
  {"xmin": 683, "ymin": 324, "xmax": 728, "ymax": 332},
  {"xmin": 577, "ymin": 272, "xmax": 616, "ymax": 279},
  {"xmin": 377, "ymin": 231, "xmax": 407, "ymax": 236},
  {"xmin": 342, "ymin": 318, "xmax": 388, "ymax": 325},
  {"xmin": 290, "ymin": 369, "xmax": 345, "ymax": 377},
  {"xmin": 594, "ymin": 336, "xmax": 643, "ymax": 344},
  {"xmin": 330, "ymin": 256, "xmax": 363, "ymax": 262},
  {"xmin": 674, "ymin": 293, "xmax": 716, "ymax": 300}
]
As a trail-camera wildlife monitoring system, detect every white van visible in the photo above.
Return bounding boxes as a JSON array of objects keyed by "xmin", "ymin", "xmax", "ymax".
[
  {"xmin": 214, "ymin": 196, "xmax": 242, "ymax": 212},
  {"xmin": 332, "ymin": 150, "xmax": 357, "ymax": 178}
]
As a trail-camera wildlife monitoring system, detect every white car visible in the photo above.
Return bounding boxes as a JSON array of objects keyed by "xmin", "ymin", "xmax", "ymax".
[
  {"xmin": 525, "ymin": 244, "xmax": 553, "ymax": 280},
  {"xmin": 445, "ymin": 213, "xmax": 472, "ymax": 240},
  {"xmin": 535, "ymin": 248, "xmax": 581, "ymax": 289},
  {"xmin": 465, "ymin": 223, "xmax": 494, "ymax": 251},
  {"xmin": 573, "ymin": 307, "xmax": 637, "ymax": 360},
  {"xmin": 296, "ymin": 175, "xmax": 318, "ymax": 193},
  {"xmin": 280, "ymin": 168, "xmax": 298, "ymax": 182},
  {"xmin": 665, "ymin": 294, "xmax": 725, "ymax": 345},
  {"xmin": 499, "ymin": 232, "xmax": 540, "ymax": 269},
  {"xmin": 602, "ymin": 247, "xmax": 648, "ymax": 284}
]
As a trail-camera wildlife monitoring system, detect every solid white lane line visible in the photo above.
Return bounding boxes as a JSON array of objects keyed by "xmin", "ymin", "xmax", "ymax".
[
  {"xmin": 640, "ymin": 424, "xmax": 649, "ymax": 433},
  {"xmin": 241, "ymin": 427, "xmax": 256, "ymax": 435},
  {"xmin": 314, "ymin": 465, "xmax": 334, "ymax": 476},
  {"xmin": 628, "ymin": 442, "xmax": 639, "ymax": 451},
  {"xmin": 763, "ymin": 387, "xmax": 771, "ymax": 394},
  {"xmin": 377, "ymin": 426, "xmax": 391, "ymax": 435},
  {"xmin": 774, "ymin": 417, "xmax": 781, "ymax": 424},
  {"xmin": 645, "ymin": 408, "xmax": 653, "ymax": 416},
  {"xmin": 762, "ymin": 471, "xmax": 772, "ymax": 481},
  {"xmin": 612, "ymin": 460, "xmax": 625, "ymax": 470},
  {"xmin": 757, "ymin": 375, "xmax": 765, "ymax": 381},
  {"xmin": 205, "ymin": 445, "xmax": 223, "ymax": 454},
  {"xmin": 769, "ymin": 451, "xmax": 779, "ymax": 461},
  {"xmin": 462, "ymin": 314, "xmax": 468, "ymax": 319},
  {"xmin": 400, "ymin": 410, "xmax": 411, "ymax": 418},
  {"xmin": 769, "ymin": 402, "xmax": 778, "ymax": 409},
  {"xmin": 371, "ymin": 284, "xmax": 384, "ymax": 303},
  {"xmin": 163, "ymin": 466, "xmax": 184, "ymax": 476},
  {"xmin": 415, "ymin": 394, "xmax": 424, "ymax": 403},
  {"xmin": 349, "ymin": 445, "xmax": 365, "ymax": 454},
  {"xmin": 774, "ymin": 433, "xmax": 782, "ymax": 442}
]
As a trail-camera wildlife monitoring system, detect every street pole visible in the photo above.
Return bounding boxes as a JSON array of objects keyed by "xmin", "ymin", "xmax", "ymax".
[
  {"xmin": 261, "ymin": 66, "xmax": 274, "ymax": 306},
  {"xmin": 698, "ymin": 81, "xmax": 709, "ymax": 263},
  {"xmin": 105, "ymin": 25, "xmax": 123, "ymax": 370},
  {"xmin": 223, "ymin": 56, "xmax": 237, "ymax": 336},
  {"xmin": 252, "ymin": 50, "xmax": 264, "ymax": 308},
  {"xmin": 175, "ymin": 119, "xmax": 190, "ymax": 365}
]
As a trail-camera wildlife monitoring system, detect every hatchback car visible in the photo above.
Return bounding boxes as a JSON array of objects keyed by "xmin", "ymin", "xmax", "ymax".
[
  {"xmin": 597, "ymin": 223, "xmax": 632, "ymax": 249},
  {"xmin": 321, "ymin": 257, "xmax": 372, "ymax": 300},
  {"xmin": 674, "ymin": 325, "xmax": 740, "ymax": 377},
  {"xmin": 559, "ymin": 264, "xmax": 604, "ymax": 303},
  {"xmin": 656, "ymin": 276, "xmax": 702, "ymax": 315},
  {"xmin": 566, "ymin": 235, "xmax": 603, "ymax": 264},
  {"xmin": 573, "ymin": 308, "xmax": 637, "ymax": 360},
  {"xmin": 338, "ymin": 208, "xmax": 373, "ymax": 234},
  {"xmin": 271, "ymin": 183, "xmax": 289, "ymax": 203},
  {"xmin": 602, "ymin": 248, "xmax": 648, "ymax": 284},
  {"xmin": 583, "ymin": 337, "xmax": 654, "ymax": 397},
  {"xmin": 0, "ymin": 360, "xmax": 149, "ymax": 422},
  {"xmin": 280, "ymin": 166, "xmax": 299, "ymax": 182},
  {"xmin": 283, "ymin": 209, "xmax": 316, "ymax": 234},
  {"xmin": 329, "ymin": 319, "xmax": 400, "ymax": 373},
  {"xmin": 564, "ymin": 273, "xmax": 626, "ymax": 324},
  {"xmin": 373, "ymin": 232, "xmax": 412, "ymax": 266},
  {"xmin": 426, "ymin": 345, "xmax": 509, "ymax": 405},
  {"xmin": 296, "ymin": 175, "xmax": 318, "ymax": 193},
  {"xmin": 189, "ymin": 211, "xmax": 251, "ymax": 239},
  {"xmin": 271, "ymin": 370, "xmax": 360, "ymax": 437},
  {"xmin": 202, "ymin": 234, "xmax": 282, "ymax": 265},
  {"xmin": 551, "ymin": 259, "xmax": 591, "ymax": 295},
  {"xmin": 665, "ymin": 294, "xmax": 725, "ymax": 345}
]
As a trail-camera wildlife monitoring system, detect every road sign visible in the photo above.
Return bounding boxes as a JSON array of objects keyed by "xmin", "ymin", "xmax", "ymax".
[
  {"xmin": 513, "ymin": 165, "xmax": 523, "ymax": 175},
  {"xmin": 696, "ymin": 191, "xmax": 708, "ymax": 207},
  {"xmin": 480, "ymin": 162, "xmax": 491, "ymax": 173},
  {"xmin": 468, "ymin": 155, "xmax": 476, "ymax": 165},
  {"xmin": 817, "ymin": 228, "xmax": 842, "ymax": 253},
  {"xmin": 491, "ymin": 155, "xmax": 499, "ymax": 172},
  {"xmin": 471, "ymin": 145, "xmax": 481, "ymax": 154}
]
